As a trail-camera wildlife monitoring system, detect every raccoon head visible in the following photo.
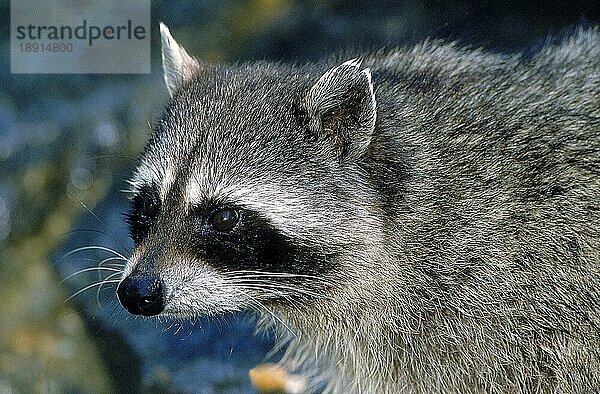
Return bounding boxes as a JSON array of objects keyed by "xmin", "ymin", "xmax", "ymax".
[{"xmin": 117, "ymin": 24, "xmax": 386, "ymax": 320}]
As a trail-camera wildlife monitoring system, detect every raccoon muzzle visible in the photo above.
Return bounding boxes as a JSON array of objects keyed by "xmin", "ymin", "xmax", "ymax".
[{"xmin": 117, "ymin": 274, "xmax": 165, "ymax": 316}]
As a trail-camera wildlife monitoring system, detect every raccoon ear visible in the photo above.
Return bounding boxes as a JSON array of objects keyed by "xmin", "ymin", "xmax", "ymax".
[
  {"xmin": 304, "ymin": 59, "xmax": 377, "ymax": 160},
  {"xmin": 159, "ymin": 23, "xmax": 201, "ymax": 97}
]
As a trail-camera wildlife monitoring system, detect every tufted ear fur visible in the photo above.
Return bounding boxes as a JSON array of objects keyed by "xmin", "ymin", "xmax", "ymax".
[
  {"xmin": 304, "ymin": 59, "xmax": 377, "ymax": 160},
  {"xmin": 159, "ymin": 23, "xmax": 201, "ymax": 97}
]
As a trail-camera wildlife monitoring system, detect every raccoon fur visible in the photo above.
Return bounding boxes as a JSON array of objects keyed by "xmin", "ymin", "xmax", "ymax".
[{"xmin": 116, "ymin": 23, "xmax": 600, "ymax": 393}]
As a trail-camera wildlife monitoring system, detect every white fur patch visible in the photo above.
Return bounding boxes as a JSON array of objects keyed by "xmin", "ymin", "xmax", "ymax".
[
  {"xmin": 160, "ymin": 261, "xmax": 245, "ymax": 317},
  {"xmin": 362, "ymin": 68, "xmax": 377, "ymax": 129},
  {"xmin": 184, "ymin": 177, "xmax": 203, "ymax": 206},
  {"xmin": 160, "ymin": 165, "xmax": 177, "ymax": 199},
  {"xmin": 341, "ymin": 58, "xmax": 363, "ymax": 68}
]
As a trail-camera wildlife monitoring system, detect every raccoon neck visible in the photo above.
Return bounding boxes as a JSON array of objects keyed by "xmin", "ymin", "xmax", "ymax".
[{"xmin": 277, "ymin": 293, "xmax": 405, "ymax": 393}]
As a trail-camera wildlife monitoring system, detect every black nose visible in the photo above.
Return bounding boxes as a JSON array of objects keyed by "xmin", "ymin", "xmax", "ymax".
[{"xmin": 117, "ymin": 274, "xmax": 165, "ymax": 316}]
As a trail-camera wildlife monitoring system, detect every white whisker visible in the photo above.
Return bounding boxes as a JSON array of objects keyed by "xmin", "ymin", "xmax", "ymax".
[
  {"xmin": 97, "ymin": 256, "xmax": 128, "ymax": 265},
  {"xmin": 227, "ymin": 270, "xmax": 331, "ymax": 282},
  {"xmin": 233, "ymin": 280, "xmax": 331, "ymax": 300},
  {"xmin": 225, "ymin": 271, "xmax": 337, "ymax": 289},
  {"xmin": 67, "ymin": 191, "xmax": 131, "ymax": 252},
  {"xmin": 96, "ymin": 271, "xmax": 124, "ymax": 302},
  {"xmin": 61, "ymin": 266, "xmax": 123, "ymax": 284},
  {"xmin": 66, "ymin": 279, "xmax": 121, "ymax": 302},
  {"xmin": 60, "ymin": 245, "xmax": 128, "ymax": 261},
  {"xmin": 245, "ymin": 297, "xmax": 296, "ymax": 339}
]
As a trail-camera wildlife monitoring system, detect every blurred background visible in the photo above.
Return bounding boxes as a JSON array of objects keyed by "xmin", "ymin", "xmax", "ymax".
[{"xmin": 1, "ymin": 0, "xmax": 599, "ymax": 392}]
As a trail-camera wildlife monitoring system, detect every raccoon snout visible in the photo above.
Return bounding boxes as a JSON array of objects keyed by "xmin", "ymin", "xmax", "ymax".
[{"xmin": 117, "ymin": 274, "xmax": 165, "ymax": 316}]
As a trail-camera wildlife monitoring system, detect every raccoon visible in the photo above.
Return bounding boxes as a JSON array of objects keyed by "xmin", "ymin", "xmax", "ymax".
[{"xmin": 116, "ymin": 23, "xmax": 600, "ymax": 393}]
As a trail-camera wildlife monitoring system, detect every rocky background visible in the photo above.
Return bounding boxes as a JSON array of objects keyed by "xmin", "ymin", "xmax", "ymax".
[{"xmin": 1, "ymin": 0, "xmax": 599, "ymax": 392}]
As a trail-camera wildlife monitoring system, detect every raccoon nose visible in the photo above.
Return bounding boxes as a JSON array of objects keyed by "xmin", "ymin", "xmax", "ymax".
[{"xmin": 117, "ymin": 274, "xmax": 165, "ymax": 316}]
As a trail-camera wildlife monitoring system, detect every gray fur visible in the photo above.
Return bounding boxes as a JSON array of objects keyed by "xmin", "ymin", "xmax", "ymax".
[{"xmin": 123, "ymin": 26, "xmax": 600, "ymax": 393}]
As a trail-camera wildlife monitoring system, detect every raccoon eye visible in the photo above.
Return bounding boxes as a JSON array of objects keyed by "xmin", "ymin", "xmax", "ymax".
[
  {"xmin": 127, "ymin": 188, "xmax": 161, "ymax": 243},
  {"xmin": 210, "ymin": 208, "xmax": 239, "ymax": 232},
  {"xmin": 140, "ymin": 192, "xmax": 159, "ymax": 218}
]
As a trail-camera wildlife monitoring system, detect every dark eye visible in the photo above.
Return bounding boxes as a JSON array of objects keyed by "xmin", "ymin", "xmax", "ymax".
[
  {"xmin": 210, "ymin": 208, "xmax": 239, "ymax": 232},
  {"xmin": 127, "ymin": 187, "xmax": 161, "ymax": 243},
  {"xmin": 141, "ymin": 192, "xmax": 159, "ymax": 217}
]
